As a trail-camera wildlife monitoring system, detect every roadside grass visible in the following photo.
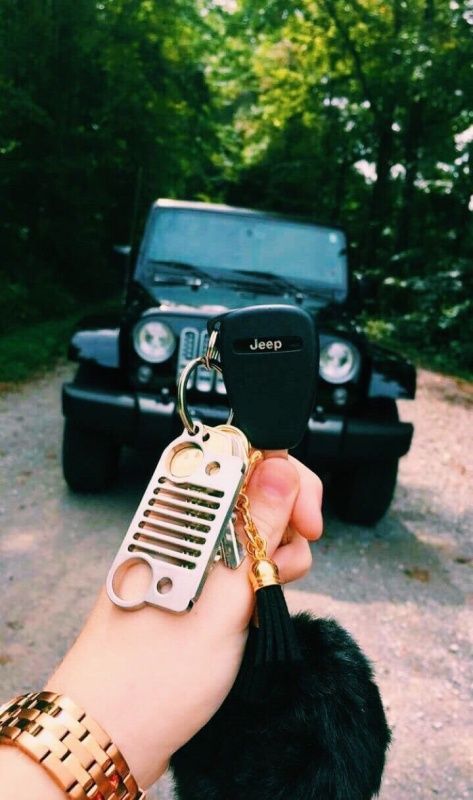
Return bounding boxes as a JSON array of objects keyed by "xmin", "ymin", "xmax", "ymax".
[
  {"xmin": 0, "ymin": 316, "xmax": 81, "ymax": 386},
  {"xmin": 0, "ymin": 299, "xmax": 121, "ymax": 387},
  {"xmin": 363, "ymin": 318, "xmax": 473, "ymax": 384}
]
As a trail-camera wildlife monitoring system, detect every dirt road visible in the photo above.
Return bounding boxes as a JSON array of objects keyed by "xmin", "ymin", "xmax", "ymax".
[{"xmin": 0, "ymin": 367, "xmax": 471, "ymax": 799}]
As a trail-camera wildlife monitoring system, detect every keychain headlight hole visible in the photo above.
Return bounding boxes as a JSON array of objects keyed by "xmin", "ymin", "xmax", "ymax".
[
  {"xmin": 111, "ymin": 557, "xmax": 153, "ymax": 606},
  {"xmin": 157, "ymin": 577, "xmax": 173, "ymax": 594},
  {"xmin": 169, "ymin": 443, "xmax": 204, "ymax": 477}
]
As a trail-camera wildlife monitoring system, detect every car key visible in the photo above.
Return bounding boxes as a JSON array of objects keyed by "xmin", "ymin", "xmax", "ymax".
[
  {"xmin": 207, "ymin": 304, "xmax": 319, "ymax": 450},
  {"xmin": 203, "ymin": 423, "xmax": 249, "ymax": 569},
  {"xmin": 219, "ymin": 516, "xmax": 245, "ymax": 568},
  {"xmin": 211, "ymin": 424, "xmax": 249, "ymax": 569}
]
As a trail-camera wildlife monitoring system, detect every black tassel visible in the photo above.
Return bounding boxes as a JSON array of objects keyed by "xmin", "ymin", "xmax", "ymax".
[
  {"xmin": 234, "ymin": 457, "xmax": 302, "ymax": 701},
  {"xmin": 234, "ymin": 561, "xmax": 302, "ymax": 702}
]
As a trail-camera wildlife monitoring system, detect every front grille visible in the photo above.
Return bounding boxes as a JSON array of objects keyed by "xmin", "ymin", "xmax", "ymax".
[
  {"xmin": 195, "ymin": 331, "xmax": 212, "ymax": 392},
  {"xmin": 176, "ymin": 326, "xmax": 226, "ymax": 394},
  {"xmin": 177, "ymin": 327, "xmax": 199, "ymax": 388}
]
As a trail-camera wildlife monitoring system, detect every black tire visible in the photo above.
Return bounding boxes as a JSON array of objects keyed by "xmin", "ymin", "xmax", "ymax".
[
  {"xmin": 62, "ymin": 420, "xmax": 120, "ymax": 492},
  {"xmin": 330, "ymin": 399, "xmax": 399, "ymax": 526},
  {"xmin": 330, "ymin": 458, "xmax": 398, "ymax": 526}
]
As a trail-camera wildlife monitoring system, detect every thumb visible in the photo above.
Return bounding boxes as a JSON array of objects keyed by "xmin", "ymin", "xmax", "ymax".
[{"xmin": 243, "ymin": 456, "xmax": 300, "ymax": 556}]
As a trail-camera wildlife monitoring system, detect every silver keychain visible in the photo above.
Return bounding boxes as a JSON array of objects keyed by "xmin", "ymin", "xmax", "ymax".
[{"xmin": 106, "ymin": 351, "xmax": 248, "ymax": 613}]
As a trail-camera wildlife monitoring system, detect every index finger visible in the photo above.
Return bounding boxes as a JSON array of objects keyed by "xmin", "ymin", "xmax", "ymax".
[
  {"xmin": 259, "ymin": 450, "xmax": 323, "ymax": 542},
  {"xmin": 288, "ymin": 455, "xmax": 324, "ymax": 541}
]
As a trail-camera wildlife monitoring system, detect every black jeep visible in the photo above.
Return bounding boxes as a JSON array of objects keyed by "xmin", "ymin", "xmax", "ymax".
[{"xmin": 62, "ymin": 199, "xmax": 415, "ymax": 525}]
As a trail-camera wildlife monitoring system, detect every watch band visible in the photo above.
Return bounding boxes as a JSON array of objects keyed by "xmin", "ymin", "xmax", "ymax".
[{"xmin": 0, "ymin": 692, "xmax": 146, "ymax": 800}]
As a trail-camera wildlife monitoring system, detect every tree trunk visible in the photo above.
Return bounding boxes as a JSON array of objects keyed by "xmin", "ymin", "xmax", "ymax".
[
  {"xmin": 396, "ymin": 100, "xmax": 423, "ymax": 259},
  {"xmin": 361, "ymin": 112, "xmax": 395, "ymax": 269}
]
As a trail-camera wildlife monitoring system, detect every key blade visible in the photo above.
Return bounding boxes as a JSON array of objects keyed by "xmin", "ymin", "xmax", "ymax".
[{"xmin": 220, "ymin": 517, "xmax": 246, "ymax": 569}]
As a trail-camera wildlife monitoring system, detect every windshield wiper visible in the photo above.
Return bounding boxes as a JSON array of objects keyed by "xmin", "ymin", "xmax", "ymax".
[
  {"xmin": 301, "ymin": 286, "xmax": 337, "ymax": 302},
  {"xmin": 147, "ymin": 259, "xmax": 215, "ymax": 285},
  {"xmin": 232, "ymin": 270, "xmax": 339, "ymax": 303},
  {"xmin": 231, "ymin": 269, "xmax": 306, "ymax": 298}
]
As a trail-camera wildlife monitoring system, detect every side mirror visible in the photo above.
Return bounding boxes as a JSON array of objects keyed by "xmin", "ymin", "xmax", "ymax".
[
  {"xmin": 113, "ymin": 244, "xmax": 132, "ymax": 257},
  {"xmin": 112, "ymin": 245, "xmax": 133, "ymax": 301},
  {"xmin": 112, "ymin": 244, "xmax": 132, "ymax": 268}
]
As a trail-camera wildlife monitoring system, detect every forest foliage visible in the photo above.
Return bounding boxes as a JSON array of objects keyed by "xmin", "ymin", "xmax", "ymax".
[{"xmin": 0, "ymin": 0, "xmax": 472, "ymax": 372}]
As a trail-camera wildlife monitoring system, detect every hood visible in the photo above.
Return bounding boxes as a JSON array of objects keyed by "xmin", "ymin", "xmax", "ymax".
[
  {"xmin": 128, "ymin": 279, "xmax": 361, "ymax": 343},
  {"xmin": 141, "ymin": 280, "xmax": 329, "ymax": 317}
]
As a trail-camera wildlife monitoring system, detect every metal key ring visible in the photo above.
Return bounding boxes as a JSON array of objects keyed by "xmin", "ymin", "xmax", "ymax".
[
  {"xmin": 203, "ymin": 329, "xmax": 220, "ymax": 371},
  {"xmin": 177, "ymin": 356, "xmax": 233, "ymax": 434}
]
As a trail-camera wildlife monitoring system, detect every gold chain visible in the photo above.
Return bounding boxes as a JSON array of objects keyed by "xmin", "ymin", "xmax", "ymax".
[{"xmin": 236, "ymin": 449, "xmax": 268, "ymax": 561}]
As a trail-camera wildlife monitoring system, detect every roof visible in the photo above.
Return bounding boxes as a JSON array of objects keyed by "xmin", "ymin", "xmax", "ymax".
[{"xmin": 153, "ymin": 198, "xmax": 344, "ymax": 232}]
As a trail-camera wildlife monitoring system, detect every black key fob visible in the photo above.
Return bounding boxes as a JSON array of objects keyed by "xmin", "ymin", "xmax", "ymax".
[{"xmin": 208, "ymin": 304, "xmax": 318, "ymax": 449}]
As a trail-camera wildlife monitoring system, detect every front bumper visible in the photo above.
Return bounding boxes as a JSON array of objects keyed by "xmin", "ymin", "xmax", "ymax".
[{"xmin": 62, "ymin": 383, "xmax": 414, "ymax": 462}]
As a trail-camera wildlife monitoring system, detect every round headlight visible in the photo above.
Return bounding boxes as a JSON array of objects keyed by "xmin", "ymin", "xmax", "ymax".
[
  {"xmin": 133, "ymin": 319, "xmax": 176, "ymax": 363},
  {"xmin": 319, "ymin": 340, "xmax": 360, "ymax": 384}
]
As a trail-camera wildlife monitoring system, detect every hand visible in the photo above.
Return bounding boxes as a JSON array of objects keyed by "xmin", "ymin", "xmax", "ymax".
[{"xmin": 41, "ymin": 453, "xmax": 323, "ymax": 789}]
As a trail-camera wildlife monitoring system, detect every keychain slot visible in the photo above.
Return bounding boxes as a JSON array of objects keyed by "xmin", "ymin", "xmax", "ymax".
[
  {"xmin": 144, "ymin": 510, "xmax": 210, "ymax": 533},
  {"xmin": 144, "ymin": 500, "xmax": 215, "ymax": 530},
  {"xmin": 128, "ymin": 543, "xmax": 197, "ymax": 569},
  {"xmin": 154, "ymin": 484, "xmax": 222, "ymax": 506},
  {"xmin": 133, "ymin": 532, "xmax": 201, "ymax": 558},
  {"xmin": 140, "ymin": 515, "xmax": 209, "ymax": 537},
  {"xmin": 156, "ymin": 476, "xmax": 224, "ymax": 499},
  {"xmin": 147, "ymin": 498, "xmax": 216, "ymax": 521},
  {"xmin": 139, "ymin": 517, "xmax": 206, "ymax": 544},
  {"xmin": 184, "ymin": 482, "xmax": 225, "ymax": 498},
  {"xmin": 152, "ymin": 488, "xmax": 220, "ymax": 510},
  {"xmin": 138, "ymin": 516, "xmax": 209, "ymax": 541}
]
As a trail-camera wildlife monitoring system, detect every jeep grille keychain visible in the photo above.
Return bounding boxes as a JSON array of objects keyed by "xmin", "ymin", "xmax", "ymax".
[{"xmin": 106, "ymin": 357, "xmax": 250, "ymax": 613}]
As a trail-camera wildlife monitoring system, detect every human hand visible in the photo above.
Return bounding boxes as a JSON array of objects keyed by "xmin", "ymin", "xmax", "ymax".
[{"xmin": 45, "ymin": 453, "xmax": 323, "ymax": 789}]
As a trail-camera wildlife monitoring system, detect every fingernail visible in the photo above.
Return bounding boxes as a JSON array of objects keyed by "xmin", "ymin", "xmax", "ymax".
[{"xmin": 254, "ymin": 459, "xmax": 297, "ymax": 500}]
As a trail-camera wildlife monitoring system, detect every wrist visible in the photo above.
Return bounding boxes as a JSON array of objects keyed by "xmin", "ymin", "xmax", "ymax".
[
  {"xmin": 44, "ymin": 588, "xmax": 173, "ymax": 787},
  {"xmin": 0, "ymin": 691, "xmax": 145, "ymax": 799}
]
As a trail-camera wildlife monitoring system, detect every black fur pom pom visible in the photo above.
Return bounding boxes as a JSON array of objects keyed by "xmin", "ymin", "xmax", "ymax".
[{"xmin": 171, "ymin": 614, "xmax": 391, "ymax": 800}]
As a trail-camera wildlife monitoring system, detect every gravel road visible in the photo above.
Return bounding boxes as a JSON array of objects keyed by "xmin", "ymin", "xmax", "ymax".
[{"xmin": 0, "ymin": 366, "xmax": 471, "ymax": 799}]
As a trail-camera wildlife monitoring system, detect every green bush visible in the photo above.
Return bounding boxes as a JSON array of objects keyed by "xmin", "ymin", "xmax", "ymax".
[{"xmin": 362, "ymin": 257, "xmax": 473, "ymax": 376}]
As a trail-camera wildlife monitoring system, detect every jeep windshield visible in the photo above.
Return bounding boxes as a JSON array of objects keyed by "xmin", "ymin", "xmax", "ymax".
[{"xmin": 136, "ymin": 206, "xmax": 348, "ymax": 298}]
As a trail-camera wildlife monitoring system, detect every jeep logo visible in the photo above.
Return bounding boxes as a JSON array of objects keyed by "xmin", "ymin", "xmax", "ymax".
[
  {"xmin": 249, "ymin": 337, "xmax": 282, "ymax": 351},
  {"xmin": 233, "ymin": 336, "xmax": 303, "ymax": 354}
]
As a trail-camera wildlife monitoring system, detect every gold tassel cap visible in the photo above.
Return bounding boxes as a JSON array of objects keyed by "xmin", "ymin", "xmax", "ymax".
[{"xmin": 249, "ymin": 559, "xmax": 281, "ymax": 592}]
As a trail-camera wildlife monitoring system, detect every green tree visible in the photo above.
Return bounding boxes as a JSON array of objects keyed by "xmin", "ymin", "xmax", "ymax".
[
  {"xmin": 203, "ymin": 0, "xmax": 472, "ymax": 266},
  {"xmin": 0, "ymin": 0, "xmax": 217, "ymax": 325}
]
